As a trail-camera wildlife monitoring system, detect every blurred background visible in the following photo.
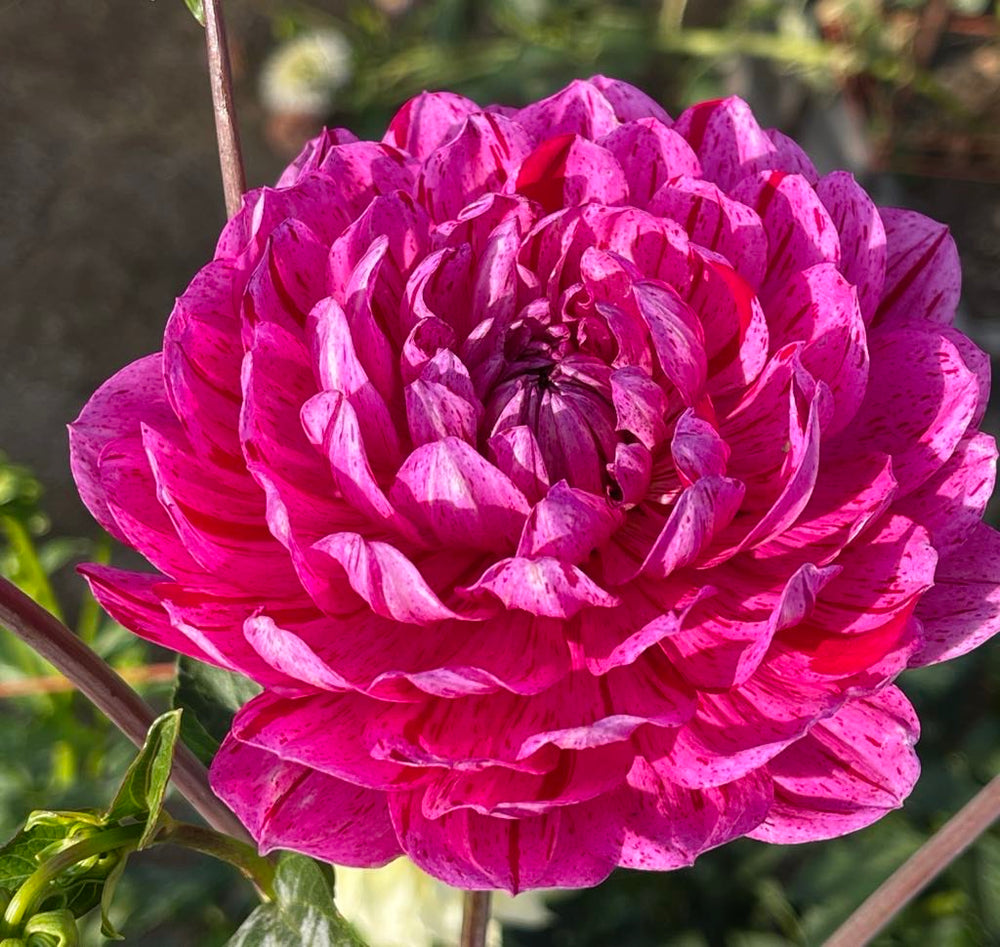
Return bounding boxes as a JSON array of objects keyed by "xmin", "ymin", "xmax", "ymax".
[{"xmin": 1, "ymin": 0, "xmax": 1000, "ymax": 943}]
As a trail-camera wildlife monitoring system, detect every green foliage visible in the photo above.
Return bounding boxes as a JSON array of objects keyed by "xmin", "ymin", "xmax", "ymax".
[
  {"xmin": 183, "ymin": 0, "xmax": 205, "ymax": 27},
  {"xmin": 171, "ymin": 658, "xmax": 260, "ymax": 767},
  {"xmin": 225, "ymin": 853, "xmax": 363, "ymax": 947},
  {"xmin": 0, "ymin": 711, "xmax": 182, "ymax": 939},
  {"xmin": 106, "ymin": 710, "xmax": 181, "ymax": 850},
  {"xmin": 0, "ymin": 812, "xmax": 111, "ymax": 919}
]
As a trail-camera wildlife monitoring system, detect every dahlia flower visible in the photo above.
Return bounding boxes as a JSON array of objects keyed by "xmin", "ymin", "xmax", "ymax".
[{"xmin": 71, "ymin": 77, "xmax": 1000, "ymax": 892}]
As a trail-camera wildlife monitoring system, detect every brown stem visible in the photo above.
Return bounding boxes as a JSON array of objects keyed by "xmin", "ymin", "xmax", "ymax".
[
  {"xmin": 0, "ymin": 662, "xmax": 177, "ymax": 698},
  {"xmin": 203, "ymin": 0, "xmax": 246, "ymax": 219},
  {"xmin": 0, "ymin": 575, "xmax": 250, "ymax": 842},
  {"xmin": 824, "ymin": 772, "xmax": 1000, "ymax": 946},
  {"xmin": 460, "ymin": 891, "xmax": 492, "ymax": 947}
]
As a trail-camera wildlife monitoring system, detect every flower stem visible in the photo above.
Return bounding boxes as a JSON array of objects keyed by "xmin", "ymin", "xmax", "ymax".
[
  {"xmin": 460, "ymin": 891, "xmax": 492, "ymax": 947},
  {"xmin": 0, "ymin": 576, "xmax": 250, "ymax": 842},
  {"xmin": 158, "ymin": 819, "xmax": 275, "ymax": 900},
  {"xmin": 824, "ymin": 771, "xmax": 1000, "ymax": 946},
  {"xmin": 203, "ymin": 0, "xmax": 246, "ymax": 219}
]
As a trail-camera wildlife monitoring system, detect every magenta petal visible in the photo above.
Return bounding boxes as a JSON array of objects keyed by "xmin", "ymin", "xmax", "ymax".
[
  {"xmin": 310, "ymin": 532, "xmax": 466, "ymax": 625},
  {"xmin": 730, "ymin": 171, "xmax": 841, "ymax": 304},
  {"xmin": 141, "ymin": 423, "xmax": 296, "ymax": 593},
  {"xmin": 515, "ymin": 79, "xmax": 621, "ymax": 141},
  {"xmin": 896, "ymin": 432, "xmax": 997, "ymax": 557},
  {"xmin": 210, "ymin": 735, "xmax": 401, "ymax": 866},
  {"xmin": 486, "ymin": 426, "xmax": 551, "ymax": 504},
  {"xmin": 620, "ymin": 764, "xmax": 771, "ymax": 869},
  {"xmin": 383, "ymin": 90, "xmax": 480, "ymax": 159},
  {"xmin": 588, "ymin": 75, "xmax": 671, "ymax": 124},
  {"xmin": 811, "ymin": 513, "xmax": 937, "ymax": 635},
  {"xmin": 405, "ymin": 350, "xmax": 481, "ymax": 448},
  {"xmin": 688, "ymin": 250, "xmax": 769, "ymax": 396},
  {"xmin": 69, "ymin": 354, "xmax": 175, "ymax": 544},
  {"xmin": 517, "ymin": 481, "xmax": 622, "ymax": 563},
  {"xmin": 766, "ymin": 263, "xmax": 868, "ymax": 435},
  {"xmin": 610, "ymin": 367, "xmax": 669, "ymax": 451},
  {"xmin": 609, "ymin": 442, "xmax": 653, "ymax": 507},
  {"xmin": 275, "ymin": 126, "xmax": 359, "ymax": 188},
  {"xmin": 421, "ymin": 744, "xmax": 633, "ymax": 818},
  {"xmin": 515, "ymin": 135, "xmax": 629, "ymax": 214},
  {"xmin": 244, "ymin": 615, "xmax": 350, "ymax": 691},
  {"xmin": 308, "ymin": 296, "xmax": 402, "ymax": 471},
  {"xmin": 831, "ymin": 325, "xmax": 981, "ymax": 496},
  {"xmin": 663, "ymin": 562, "xmax": 839, "ymax": 689},
  {"xmin": 463, "ymin": 557, "xmax": 619, "ymax": 619},
  {"xmin": 390, "ymin": 792, "xmax": 622, "ymax": 893},
  {"xmin": 601, "ymin": 120, "xmax": 701, "ymax": 207},
  {"xmin": 750, "ymin": 687, "xmax": 919, "ymax": 843},
  {"xmin": 231, "ymin": 690, "xmax": 415, "ymax": 789},
  {"xmin": 640, "ymin": 476, "xmax": 745, "ymax": 579},
  {"xmin": 312, "ymin": 143, "xmax": 418, "ymax": 222},
  {"xmin": 632, "ymin": 281, "xmax": 707, "ymax": 405},
  {"xmin": 815, "ymin": 170, "xmax": 887, "ymax": 323},
  {"xmin": 671, "ymin": 410, "xmax": 729, "ymax": 482},
  {"xmin": 650, "ymin": 178, "xmax": 767, "ymax": 290},
  {"xmin": 912, "ymin": 522, "xmax": 1000, "ymax": 666},
  {"xmin": 390, "ymin": 437, "xmax": 531, "ymax": 552},
  {"xmin": 403, "ymin": 245, "xmax": 476, "ymax": 340},
  {"xmin": 419, "ymin": 113, "xmax": 533, "ymax": 221},
  {"xmin": 875, "ymin": 207, "xmax": 961, "ymax": 326},
  {"xmin": 79, "ymin": 565, "xmax": 215, "ymax": 665},
  {"xmin": 672, "ymin": 97, "xmax": 774, "ymax": 192},
  {"xmin": 758, "ymin": 452, "xmax": 897, "ymax": 565},
  {"xmin": 242, "ymin": 219, "xmax": 328, "ymax": 336}
]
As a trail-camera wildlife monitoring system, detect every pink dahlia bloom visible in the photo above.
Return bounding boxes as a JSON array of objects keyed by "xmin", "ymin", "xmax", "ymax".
[{"xmin": 71, "ymin": 77, "xmax": 1000, "ymax": 891}]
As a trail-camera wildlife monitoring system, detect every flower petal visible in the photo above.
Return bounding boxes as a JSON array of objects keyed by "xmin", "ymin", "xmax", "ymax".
[{"xmin": 750, "ymin": 687, "xmax": 919, "ymax": 843}]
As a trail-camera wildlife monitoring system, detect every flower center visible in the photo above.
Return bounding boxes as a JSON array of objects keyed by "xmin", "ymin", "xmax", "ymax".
[{"xmin": 483, "ymin": 338, "xmax": 618, "ymax": 494}]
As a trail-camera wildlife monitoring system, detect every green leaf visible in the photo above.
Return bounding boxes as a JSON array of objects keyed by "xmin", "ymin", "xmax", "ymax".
[
  {"xmin": 98, "ymin": 855, "xmax": 128, "ymax": 941},
  {"xmin": 225, "ymin": 853, "xmax": 366, "ymax": 947},
  {"xmin": 106, "ymin": 710, "xmax": 180, "ymax": 849},
  {"xmin": 172, "ymin": 657, "xmax": 260, "ymax": 767},
  {"xmin": 0, "ymin": 816, "xmax": 96, "ymax": 900},
  {"xmin": 184, "ymin": 0, "xmax": 206, "ymax": 26},
  {"xmin": 0, "ymin": 814, "xmax": 120, "ymax": 922}
]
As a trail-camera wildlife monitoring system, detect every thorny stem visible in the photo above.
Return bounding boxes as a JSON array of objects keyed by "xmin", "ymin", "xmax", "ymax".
[
  {"xmin": 0, "ymin": 576, "xmax": 250, "ymax": 843},
  {"xmin": 203, "ymin": 0, "xmax": 246, "ymax": 219},
  {"xmin": 824, "ymin": 771, "xmax": 1000, "ymax": 946},
  {"xmin": 460, "ymin": 891, "xmax": 492, "ymax": 947}
]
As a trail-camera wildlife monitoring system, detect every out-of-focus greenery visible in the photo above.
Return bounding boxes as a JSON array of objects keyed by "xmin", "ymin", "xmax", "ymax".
[{"xmin": 250, "ymin": 0, "xmax": 998, "ymax": 153}]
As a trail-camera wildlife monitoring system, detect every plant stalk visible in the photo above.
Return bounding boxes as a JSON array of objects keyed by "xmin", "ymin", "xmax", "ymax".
[
  {"xmin": 203, "ymin": 0, "xmax": 246, "ymax": 219},
  {"xmin": 0, "ymin": 576, "xmax": 250, "ymax": 843},
  {"xmin": 460, "ymin": 891, "xmax": 492, "ymax": 947},
  {"xmin": 824, "ymin": 771, "xmax": 1000, "ymax": 945},
  {"xmin": 159, "ymin": 820, "xmax": 276, "ymax": 900}
]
